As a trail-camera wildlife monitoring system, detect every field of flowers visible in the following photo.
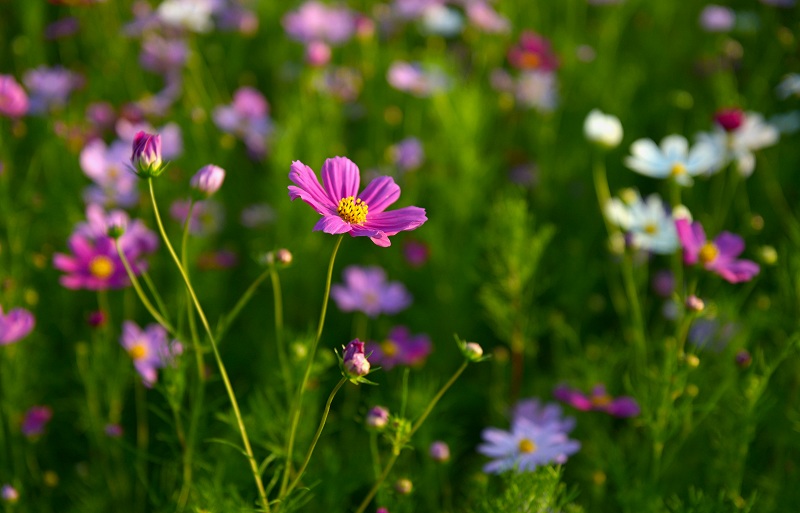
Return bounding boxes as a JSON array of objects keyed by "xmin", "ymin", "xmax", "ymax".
[{"xmin": 1, "ymin": 1, "xmax": 800, "ymax": 512}]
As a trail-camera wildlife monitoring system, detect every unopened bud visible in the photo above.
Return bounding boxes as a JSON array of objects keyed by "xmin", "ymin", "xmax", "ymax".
[{"xmin": 685, "ymin": 295, "xmax": 705, "ymax": 313}]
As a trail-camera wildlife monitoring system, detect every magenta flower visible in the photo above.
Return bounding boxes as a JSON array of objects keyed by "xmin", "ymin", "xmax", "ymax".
[
  {"xmin": 75, "ymin": 204, "xmax": 159, "ymax": 256},
  {"xmin": 131, "ymin": 131, "xmax": 164, "ymax": 178},
  {"xmin": 507, "ymin": 31, "xmax": 559, "ymax": 72},
  {"xmin": 366, "ymin": 405, "xmax": 389, "ymax": 429},
  {"xmin": 675, "ymin": 219, "xmax": 760, "ymax": 283},
  {"xmin": 331, "ymin": 266, "xmax": 412, "ymax": 317},
  {"xmin": 282, "ymin": 1, "xmax": 357, "ymax": 45},
  {"xmin": 366, "ymin": 326, "xmax": 431, "ymax": 370},
  {"xmin": 21, "ymin": 406, "xmax": 52, "ymax": 438},
  {"xmin": 342, "ymin": 339, "xmax": 371, "ymax": 378},
  {"xmin": 120, "ymin": 321, "xmax": 182, "ymax": 387},
  {"xmin": 54, "ymin": 234, "xmax": 142, "ymax": 290},
  {"xmin": 0, "ymin": 305, "xmax": 35, "ymax": 345},
  {"xmin": 213, "ymin": 87, "xmax": 273, "ymax": 159},
  {"xmin": 0, "ymin": 74, "xmax": 28, "ymax": 118},
  {"xmin": 288, "ymin": 157, "xmax": 427, "ymax": 247},
  {"xmin": 191, "ymin": 164, "xmax": 226, "ymax": 198},
  {"xmin": 554, "ymin": 384, "xmax": 640, "ymax": 418}
]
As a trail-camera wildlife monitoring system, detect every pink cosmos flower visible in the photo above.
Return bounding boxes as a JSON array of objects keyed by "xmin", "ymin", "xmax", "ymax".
[
  {"xmin": 21, "ymin": 406, "xmax": 52, "ymax": 438},
  {"xmin": 282, "ymin": 1, "xmax": 357, "ymax": 45},
  {"xmin": 366, "ymin": 325, "xmax": 431, "ymax": 370},
  {"xmin": 80, "ymin": 139, "xmax": 140, "ymax": 207},
  {"xmin": 675, "ymin": 219, "xmax": 760, "ymax": 283},
  {"xmin": 0, "ymin": 75, "xmax": 28, "ymax": 118},
  {"xmin": 120, "ymin": 321, "xmax": 182, "ymax": 387},
  {"xmin": 554, "ymin": 384, "xmax": 640, "ymax": 418},
  {"xmin": 507, "ymin": 31, "xmax": 559, "ymax": 72},
  {"xmin": 0, "ymin": 305, "xmax": 35, "ymax": 345},
  {"xmin": 331, "ymin": 266, "xmax": 412, "ymax": 317},
  {"xmin": 213, "ymin": 87, "xmax": 273, "ymax": 159},
  {"xmin": 288, "ymin": 157, "xmax": 427, "ymax": 247}
]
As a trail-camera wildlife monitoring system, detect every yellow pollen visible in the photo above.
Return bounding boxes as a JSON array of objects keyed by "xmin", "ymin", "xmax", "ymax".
[
  {"xmin": 644, "ymin": 223, "xmax": 658, "ymax": 235},
  {"xmin": 337, "ymin": 196, "xmax": 368, "ymax": 225},
  {"xmin": 670, "ymin": 163, "xmax": 687, "ymax": 176},
  {"xmin": 699, "ymin": 242, "xmax": 718, "ymax": 264},
  {"xmin": 381, "ymin": 340, "xmax": 398, "ymax": 357},
  {"xmin": 129, "ymin": 343, "xmax": 148, "ymax": 361},
  {"xmin": 591, "ymin": 394, "xmax": 613, "ymax": 407},
  {"xmin": 518, "ymin": 438, "xmax": 537, "ymax": 454},
  {"xmin": 89, "ymin": 256, "xmax": 115, "ymax": 279}
]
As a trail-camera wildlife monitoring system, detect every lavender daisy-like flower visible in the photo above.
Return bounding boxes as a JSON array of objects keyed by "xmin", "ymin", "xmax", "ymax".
[
  {"xmin": 512, "ymin": 398, "xmax": 576, "ymax": 433},
  {"xmin": 390, "ymin": 137, "xmax": 424, "ymax": 172},
  {"xmin": 282, "ymin": 1, "xmax": 357, "ymax": 45},
  {"xmin": 213, "ymin": 87, "xmax": 273, "ymax": 159},
  {"xmin": 120, "ymin": 321, "xmax": 182, "ymax": 387},
  {"xmin": 331, "ymin": 266, "xmax": 412, "ymax": 317},
  {"xmin": 0, "ymin": 305, "xmax": 35, "ymax": 345},
  {"xmin": 23, "ymin": 65, "xmax": 82, "ymax": 114},
  {"xmin": 478, "ymin": 415, "xmax": 580, "ymax": 474},
  {"xmin": 387, "ymin": 61, "xmax": 450, "ymax": 97},
  {"xmin": 675, "ymin": 218, "xmax": 760, "ymax": 283},
  {"xmin": 80, "ymin": 138, "xmax": 140, "ymax": 208},
  {"xmin": 0, "ymin": 74, "xmax": 28, "ymax": 118},
  {"xmin": 624, "ymin": 135, "xmax": 720, "ymax": 186},
  {"xmin": 289, "ymin": 157, "xmax": 427, "ymax": 247},
  {"xmin": 554, "ymin": 384, "xmax": 640, "ymax": 418},
  {"xmin": 366, "ymin": 325, "xmax": 431, "ymax": 370},
  {"xmin": 21, "ymin": 406, "xmax": 52, "ymax": 438}
]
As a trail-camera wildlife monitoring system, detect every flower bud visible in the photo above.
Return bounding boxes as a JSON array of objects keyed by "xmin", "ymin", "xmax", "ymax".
[
  {"xmin": 714, "ymin": 108, "xmax": 744, "ymax": 132},
  {"xmin": 685, "ymin": 295, "xmax": 705, "ymax": 313},
  {"xmin": 130, "ymin": 130, "xmax": 164, "ymax": 178},
  {"xmin": 462, "ymin": 341, "xmax": 483, "ymax": 362},
  {"xmin": 366, "ymin": 406, "xmax": 389, "ymax": 430},
  {"xmin": 1, "ymin": 484, "xmax": 19, "ymax": 504},
  {"xmin": 735, "ymin": 349, "xmax": 752, "ymax": 369},
  {"xmin": 394, "ymin": 478, "xmax": 413, "ymax": 495},
  {"xmin": 190, "ymin": 164, "xmax": 226, "ymax": 198},
  {"xmin": 343, "ymin": 339, "xmax": 370, "ymax": 378},
  {"xmin": 429, "ymin": 441, "xmax": 450, "ymax": 462},
  {"xmin": 685, "ymin": 354, "xmax": 700, "ymax": 368},
  {"xmin": 584, "ymin": 109, "xmax": 623, "ymax": 149}
]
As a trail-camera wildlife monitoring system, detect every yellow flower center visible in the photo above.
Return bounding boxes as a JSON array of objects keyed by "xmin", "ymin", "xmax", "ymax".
[
  {"xmin": 520, "ymin": 53, "xmax": 541, "ymax": 69},
  {"xmin": 337, "ymin": 196, "xmax": 368, "ymax": 225},
  {"xmin": 670, "ymin": 163, "xmax": 687, "ymax": 177},
  {"xmin": 699, "ymin": 242, "xmax": 718, "ymax": 264},
  {"xmin": 89, "ymin": 256, "xmax": 115, "ymax": 279},
  {"xmin": 591, "ymin": 394, "xmax": 613, "ymax": 407},
  {"xmin": 381, "ymin": 340, "xmax": 398, "ymax": 357},
  {"xmin": 129, "ymin": 342, "xmax": 148, "ymax": 361},
  {"xmin": 644, "ymin": 223, "xmax": 658, "ymax": 235},
  {"xmin": 518, "ymin": 438, "xmax": 537, "ymax": 454}
]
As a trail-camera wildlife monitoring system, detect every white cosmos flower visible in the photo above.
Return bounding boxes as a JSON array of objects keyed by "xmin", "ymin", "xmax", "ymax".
[
  {"xmin": 624, "ymin": 134, "xmax": 720, "ymax": 186},
  {"xmin": 604, "ymin": 190, "xmax": 679, "ymax": 254},
  {"xmin": 584, "ymin": 109, "xmax": 623, "ymax": 148},
  {"xmin": 696, "ymin": 112, "xmax": 779, "ymax": 177},
  {"xmin": 157, "ymin": 0, "xmax": 216, "ymax": 33}
]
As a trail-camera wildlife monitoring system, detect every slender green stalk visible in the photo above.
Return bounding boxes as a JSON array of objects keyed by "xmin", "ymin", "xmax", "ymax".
[
  {"xmin": 140, "ymin": 271, "xmax": 171, "ymax": 327},
  {"xmin": 216, "ymin": 266, "xmax": 272, "ymax": 342},
  {"xmin": 285, "ymin": 377, "xmax": 347, "ymax": 495},
  {"xmin": 134, "ymin": 380, "xmax": 149, "ymax": 513},
  {"xmin": 620, "ymin": 253, "xmax": 648, "ymax": 359},
  {"xmin": 355, "ymin": 361, "xmax": 469, "ymax": 513},
  {"xmin": 269, "ymin": 266, "xmax": 293, "ymax": 404},
  {"xmin": 147, "ymin": 179, "xmax": 270, "ymax": 513},
  {"xmin": 280, "ymin": 235, "xmax": 344, "ymax": 498},
  {"xmin": 114, "ymin": 241, "xmax": 175, "ymax": 334}
]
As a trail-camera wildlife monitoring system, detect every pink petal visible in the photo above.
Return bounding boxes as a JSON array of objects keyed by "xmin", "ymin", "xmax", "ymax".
[
  {"xmin": 675, "ymin": 219, "xmax": 704, "ymax": 265},
  {"xmin": 321, "ymin": 157, "xmax": 360, "ymax": 203},
  {"xmin": 714, "ymin": 231, "xmax": 745, "ymax": 259},
  {"xmin": 313, "ymin": 215, "xmax": 352, "ymax": 234},
  {"xmin": 364, "ymin": 206, "xmax": 427, "ymax": 236},
  {"xmin": 358, "ymin": 176, "xmax": 400, "ymax": 214},
  {"xmin": 288, "ymin": 160, "xmax": 337, "ymax": 215}
]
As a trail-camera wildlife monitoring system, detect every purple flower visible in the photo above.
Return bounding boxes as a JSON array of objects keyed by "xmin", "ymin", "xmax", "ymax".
[
  {"xmin": 120, "ymin": 321, "xmax": 182, "ymax": 387},
  {"xmin": 342, "ymin": 339, "xmax": 370, "ymax": 378},
  {"xmin": 0, "ymin": 74, "xmax": 29, "ymax": 118},
  {"xmin": 331, "ymin": 266, "xmax": 412, "ymax": 317},
  {"xmin": 140, "ymin": 35, "xmax": 189, "ymax": 75},
  {"xmin": 675, "ymin": 219, "xmax": 760, "ymax": 283},
  {"xmin": 191, "ymin": 164, "xmax": 226, "ymax": 198},
  {"xmin": 0, "ymin": 306, "xmax": 35, "ymax": 345},
  {"xmin": 282, "ymin": 1, "xmax": 357, "ymax": 45},
  {"xmin": 213, "ymin": 87, "xmax": 273, "ymax": 160},
  {"xmin": 700, "ymin": 5, "xmax": 735, "ymax": 32},
  {"xmin": 554, "ymin": 384, "xmax": 640, "ymax": 418},
  {"xmin": 390, "ymin": 137, "xmax": 424, "ymax": 172},
  {"xmin": 104, "ymin": 423, "xmax": 124, "ymax": 437},
  {"xmin": 652, "ymin": 269, "xmax": 675, "ymax": 298},
  {"xmin": 130, "ymin": 131, "xmax": 164, "ymax": 178},
  {"xmin": 288, "ymin": 157, "xmax": 427, "ymax": 247},
  {"xmin": 714, "ymin": 108, "xmax": 745, "ymax": 132},
  {"xmin": 117, "ymin": 121, "xmax": 183, "ymax": 160},
  {"xmin": 512, "ymin": 399, "xmax": 576, "ymax": 432},
  {"xmin": 478, "ymin": 399, "xmax": 580, "ymax": 473},
  {"xmin": 45, "ymin": 17, "xmax": 80, "ymax": 40},
  {"xmin": 23, "ymin": 66, "xmax": 82, "ymax": 114},
  {"xmin": 508, "ymin": 31, "xmax": 559, "ymax": 72},
  {"xmin": 54, "ymin": 233, "xmax": 143, "ymax": 290},
  {"xmin": 1, "ymin": 484, "xmax": 18, "ymax": 503},
  {"xmin": 689, "ymin": 318, "xmax": 739, "ymax": 352},
  {"xmin": 366, "ymin": 405, "xmax": 389, "ymax": 429},
  {"xmin": 21, "ymin": 406, "xmax": 52, "ymax": 438},
  {"xmin": 74, "ymin": 204, "xmax": 159, "ymax": 256},
  {"xmin": 429, "ymin": 441, "xmax": 451, "ymax": 462},
  {"xmin": 387, "ymin": 61, "xmax": 450, "ymax": 97},
  {"xmin": 80, "ymin": 139, "xmax": 140, "ymax": 207},
  {"xmin": 366, "ymin": 326, "xmax": 431, "ymax": 370}
]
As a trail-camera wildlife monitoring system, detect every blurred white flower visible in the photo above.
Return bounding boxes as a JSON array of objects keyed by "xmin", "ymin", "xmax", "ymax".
[
  {"xmin": 605, "ymin": 190, "xmax": 679, "ymax": 254},
  {"xmin": 624, "ymin": 135, "xmax": 719, "ymax": 186},
  {"xmin": 157, "ymin": 0, "xmax": 216, "ymax": 33},
  {"xmin": 696, "ymin": 112, "xmax": 779, "ymax": 177},
  {"xmin": 776, "ymin": 73, "xmax": 800, "ymax": 99},
  {"xmin": 584, "ymin": 109, "xmax": 623, "ymax": 148}
]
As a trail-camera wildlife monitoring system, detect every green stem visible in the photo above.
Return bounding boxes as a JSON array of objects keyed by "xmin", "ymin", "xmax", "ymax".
[
  {"xmin": 409, "ymin": 361, "xmax": 468, "ymax": 438},
  {"xmin": 269, "ymin": 266, "xmax": 293, "ymax": 404},
  {"xmin": 354, "ymin": 452, "xmax": 400, "ymax": 513},
  {"xmin": 134, "ymin": 380, "xmax": 149, "ymax": 513},
  {"xmin": 285, "ymin": 377, "xmax": 347, "ymax": 495},
  {"xmin": 216, "ymin": 266, "xmax": 272, "ymax": 342},
  {"xmin": 280, "ymin": 235, "xmax": 344, "ymax": 498},
  {"xmin": 147, "ymin": 179, "xmax": 270, "ymax": 513},
  {"xmin": 620, "ymin": 253, "xmax": 647, "ymax": 360},
  {"xmin": 114, "ymin": 241, "xmax": 175, "ymax": 334},
  {"xmin": 140, "ymin": 271, "xmax": 171, "ymax": 327}
]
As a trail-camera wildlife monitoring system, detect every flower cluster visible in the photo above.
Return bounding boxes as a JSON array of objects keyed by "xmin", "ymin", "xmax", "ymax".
[
  {"xmin": 554, "ymin": 384, "xmax": 640, "ymax": 418},
  {"xmin": 478, "ymin": 398, "xmax": 580, "ymax": 474}
]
